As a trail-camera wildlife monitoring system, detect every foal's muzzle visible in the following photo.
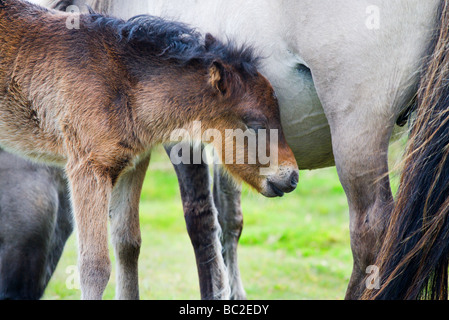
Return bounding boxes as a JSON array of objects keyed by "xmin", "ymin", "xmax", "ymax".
[{"xmin": 261, "ymin": 168, "xmax": 299, "ymax": 198}]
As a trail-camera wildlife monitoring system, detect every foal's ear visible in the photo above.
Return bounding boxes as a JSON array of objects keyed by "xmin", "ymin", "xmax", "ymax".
[
  {"xmin": 205, "ymin": 33, "xmax": 218, "ymax": 50},
  {"xmin": 209, "ymin": 60, "xmax": 231, "ymax": 95}
]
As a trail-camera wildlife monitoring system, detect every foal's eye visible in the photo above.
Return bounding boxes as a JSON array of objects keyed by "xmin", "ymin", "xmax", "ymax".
[{"xmin": 247, "ymin": 123, "xmax": 267, "ymax": 133}]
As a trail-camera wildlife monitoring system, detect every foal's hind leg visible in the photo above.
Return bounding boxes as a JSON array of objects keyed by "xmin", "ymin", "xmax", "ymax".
[
  {"xmin": 165, "ymin": 144, "xmax": 230, "ymax": 300},
  {"xmin": 213, "ymin": 164, "xmax": 246, "ymax": 300},
  {"xmin": 109, "ymin": 154, "xmax": 150, "ymax": 300}
]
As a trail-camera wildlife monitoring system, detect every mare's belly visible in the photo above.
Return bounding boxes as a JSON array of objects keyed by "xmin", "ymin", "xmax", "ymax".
[{"xmin": 265, "ymin": 64, "xmax": 334, "ymax": 170}]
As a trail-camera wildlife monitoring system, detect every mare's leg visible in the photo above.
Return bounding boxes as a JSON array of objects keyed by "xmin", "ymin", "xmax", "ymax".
[
  {"xmin": 165, "ymin": 144, "xmax": 230, "ymax": 300},
  {"xmin": 298, "ymin": 27, "xmax": 410, "ymax": 298},
  {"xmin": 66, "ymin": 159, "xmax": 113, "ymax": 300},
  {"xmin": 324, "ymin": 106, "xmax": 395, "ymax": 299},
  {"xmin": 212, "ymin": 164, "xmax": 246, "ymax": 300},
  {"xmin": 109, "ymin": 154, "xmax": 150, "ymax": 300}
]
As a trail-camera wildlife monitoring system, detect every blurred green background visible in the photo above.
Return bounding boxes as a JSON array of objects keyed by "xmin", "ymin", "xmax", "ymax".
[{"xmin": 43, "ymin": 134, "xmax": 405, "ymax": 300}]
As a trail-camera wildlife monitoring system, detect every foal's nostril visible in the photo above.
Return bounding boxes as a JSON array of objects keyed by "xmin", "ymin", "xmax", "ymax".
[{"xmin": 290, "ymin": 171, "xmax": 299, "ymax": 188}]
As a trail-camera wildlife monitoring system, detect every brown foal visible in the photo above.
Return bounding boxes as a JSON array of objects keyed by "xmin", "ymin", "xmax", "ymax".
[{"xmin": 0, "ymin": 0, "xmax": 298, "ymax": 299}]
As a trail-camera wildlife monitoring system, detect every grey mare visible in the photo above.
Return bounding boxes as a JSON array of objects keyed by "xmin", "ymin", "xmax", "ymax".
[{"xmin": 38, "ymin": 0, "xmax": 441, "ymax": 299}]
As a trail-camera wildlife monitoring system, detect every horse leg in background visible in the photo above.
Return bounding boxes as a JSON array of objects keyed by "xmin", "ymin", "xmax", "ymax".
[
  {"xmin": 0, "ymin": 152, "xmax": 72, "ymax": 300},
  {"xmin": 109, "ymin": 154, "xmax": 151, "ymax": 300},
  {"xmin": 164, "ymin": 144, "xmax": 230, "ymax": 300},
  {"xmin": 0, "ymin": 192, "xmax": 58, "ymax": 300},
  {"xmin": 213, "ymin": 164, "xmax": 246, "ymax": 300},
  {"xmin": 40, "ymin": 169, "xmax": 73, "ymax": 294}
]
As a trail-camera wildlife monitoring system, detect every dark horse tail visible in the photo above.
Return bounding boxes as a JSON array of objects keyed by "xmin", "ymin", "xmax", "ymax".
[{"xmin": 362, "ymin": 0, "xmax": 449, "ymax": 300}]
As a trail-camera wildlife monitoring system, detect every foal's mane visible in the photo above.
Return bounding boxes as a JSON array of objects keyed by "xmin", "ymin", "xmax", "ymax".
[{"xmin": 89, "ymin": 13, "xmax": 260, "ymax": 75}]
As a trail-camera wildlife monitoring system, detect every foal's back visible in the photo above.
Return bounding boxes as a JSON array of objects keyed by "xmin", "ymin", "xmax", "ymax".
[{"xmin": 0, "ymin": 0, "xmax": 135, "ymax": 164}]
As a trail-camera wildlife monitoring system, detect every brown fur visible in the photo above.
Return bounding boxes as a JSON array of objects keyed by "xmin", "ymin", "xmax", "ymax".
[{"xmin": 0, "ymin": 0, "xmax": 297, "ymax": 299}]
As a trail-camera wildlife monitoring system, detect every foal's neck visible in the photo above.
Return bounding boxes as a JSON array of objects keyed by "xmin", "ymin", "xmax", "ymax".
[{"xmin": 130, "ymin": 61, "xmax": 214, "ymax": 147}]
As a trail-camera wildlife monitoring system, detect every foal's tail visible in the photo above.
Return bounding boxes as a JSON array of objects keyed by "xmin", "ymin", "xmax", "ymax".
[{"xmin": 362, "ymin": 0, "xmax": 449, "ymax": 300}]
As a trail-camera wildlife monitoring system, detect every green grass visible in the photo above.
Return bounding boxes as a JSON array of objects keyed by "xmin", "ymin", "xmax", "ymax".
[{"xmin": 43, "ymin": 138, "xmax": 406, "ymax": 300}]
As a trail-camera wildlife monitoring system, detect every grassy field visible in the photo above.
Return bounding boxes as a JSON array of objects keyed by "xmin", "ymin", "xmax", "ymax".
[{"xmin": 42, "ymin": 137, "xmax": 406, "ymax": 300}]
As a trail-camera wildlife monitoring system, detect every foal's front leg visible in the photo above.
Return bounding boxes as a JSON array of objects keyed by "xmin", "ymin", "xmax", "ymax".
[
  {"xmin": 109, "ymin": 154, "xmax": 150, "ymax": 300},
  {"xmin": 66, "ymin": 160, "xmax": 113, "ymax": 300}
]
